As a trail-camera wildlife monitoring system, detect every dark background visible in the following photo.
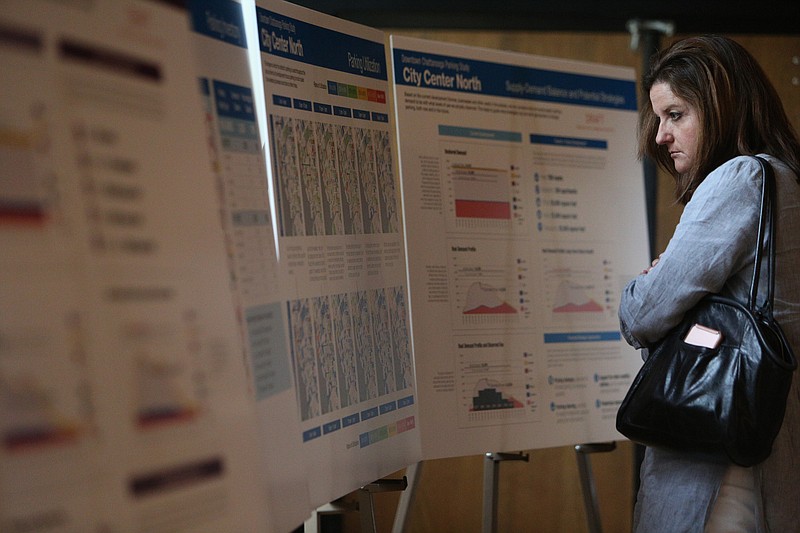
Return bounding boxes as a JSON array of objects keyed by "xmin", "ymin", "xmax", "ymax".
[{"xmin": 286, "ymin": 0, "xmax": 800, "ymax": 34}]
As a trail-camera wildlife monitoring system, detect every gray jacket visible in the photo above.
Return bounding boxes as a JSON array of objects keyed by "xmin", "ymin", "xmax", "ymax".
[{"xmin": 619, "ymin": 155, "xmax": 800, "ymax": 532}]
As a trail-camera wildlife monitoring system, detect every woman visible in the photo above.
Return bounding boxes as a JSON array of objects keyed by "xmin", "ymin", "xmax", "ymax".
[{"xmin": 619, "ymin": 36, "xmax": 800, "ymax": 532}]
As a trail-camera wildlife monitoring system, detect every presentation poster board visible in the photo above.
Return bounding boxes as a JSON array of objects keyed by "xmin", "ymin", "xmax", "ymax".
[
  {"xmin": 253, "ymin": 0, "xmax": 421, "ymax": 523},
  {"xmin": 391, "ymin": 36, "xmax": 650, "ymax": 459},
  {"xmin": 0, "ymin": 1, "xmax": 267, "ymax": 531},
  {"xmin": 188, "ymin": 1, "xmax": 292, "ymax": 530},
  {"xmin": 1, "ymin": 1, "xmax": 657, "ymax": 529}
]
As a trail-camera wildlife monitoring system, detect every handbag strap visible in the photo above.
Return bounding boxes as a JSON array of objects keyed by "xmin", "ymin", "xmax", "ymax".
[{"xmin": 748, "ymin": 155, "xmax": 776, "ymax": 316}]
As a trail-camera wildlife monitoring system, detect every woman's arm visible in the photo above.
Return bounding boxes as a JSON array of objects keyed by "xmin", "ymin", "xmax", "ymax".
[{"xmin": 619, "ymin": 156, "xmax": 764, "ymax": 349}]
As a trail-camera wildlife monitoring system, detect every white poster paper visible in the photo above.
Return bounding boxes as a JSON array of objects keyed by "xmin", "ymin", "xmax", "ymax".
[
  {"xmin": 254, "ymin": 0, "xmax": 421, "ymax": 518},
  {"xmin": 187, "ymin": 1, "xmax": 293, "ymax": 530},
  {"xmin": 0, "ymin": 1, "xmax": 266, "ymax": 531},
  {"xmin": 391, "ymin": 36, "xmax": 650, "ymax": 459}
]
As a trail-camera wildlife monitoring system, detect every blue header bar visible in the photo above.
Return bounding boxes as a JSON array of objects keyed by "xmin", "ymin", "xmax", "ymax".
[
  {"xmin": 397, "ymin": 395, "xmax": 415, "ymax": 409},
  {"xmin": 314, "ymin": 102, "xmax": 332, "ymax": 115},
  {"xmin": 212, "ymin": 81, "xmax": 255, "ymax": 121},
  {"xmin": 439, "ymin": 125, "xmax": 522, "ymax": 142},
  {"xmin": 333, "ymin": 106, "xmax": 352, "ymax": 118},
  {"xmin": 393, "ymin": 48, "xmax": 636, "ymax": 110},
  {"xmin": 302, "ymin": 426, "xmax": 321, "ymax": 442},
  {"xmin": 361, "ymin": 406, "xmax": 379, "ymax": 420},
  {"xmin": 273, "ymin": 94, "xmax": 291, "ymax": 108},
  {"xmin": 322, "ymin": 420, "xmax": 341, "ymax": 434},
  {"xmin": 293, "ymin": 98, "xmax": 312, "ymax": 111},
  {"xmin": 544, "ymin": 331, "xmax": 622, "ymax": 343},
  {"xmin": 342, "ymin": 413, "xmax": 360, "ymax": 427},
  {"xmin": 379, "ymin": 401, "xmax": 397, "ymax": 415},
  {"xmin": 530, "ymin": 134, "xmax": 607, "ymax": 150},
  {"xmin": 189, "ymin": 0, "xmax": 247, "ymax": 49},
  {"xmin": 256, "ymin": 8, "xmax": 387, "ymax": 81}
]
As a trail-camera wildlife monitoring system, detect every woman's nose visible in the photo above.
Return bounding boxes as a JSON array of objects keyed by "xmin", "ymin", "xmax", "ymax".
[{"xmin": 655, "ymin": 123, "xmax": 671, "ymax": 145}]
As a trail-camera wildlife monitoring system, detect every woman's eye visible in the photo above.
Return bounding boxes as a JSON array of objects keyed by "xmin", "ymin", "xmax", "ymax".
[{"xmin": 669, "ymin": 112, "xmax": 682, "ymax": 120}]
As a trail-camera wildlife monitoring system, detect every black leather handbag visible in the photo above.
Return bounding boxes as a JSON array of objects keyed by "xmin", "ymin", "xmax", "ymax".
[{"xmin": 616, "ymin": 156, "xmax": 797, "ymax": 467}]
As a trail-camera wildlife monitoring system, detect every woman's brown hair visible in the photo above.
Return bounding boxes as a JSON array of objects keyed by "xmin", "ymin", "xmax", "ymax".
[{"xmin": 638, "ymin": 35, "xmax": 800, "ymax": 204}]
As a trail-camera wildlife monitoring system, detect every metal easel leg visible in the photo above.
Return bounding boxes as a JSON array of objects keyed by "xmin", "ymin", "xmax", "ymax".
[
  {"xmin": 392, "ymin": 462, "xmax": 422, "ymax": 533},
  {"xmin": 482, "ymin": 452, "xmax": 529, "ymax": 533},
  {"xmin": 574, "ymin": 442, "xmax": 616, "ymax": 533},
  {"xmin": 305, "ymin": 477, "xmax": 408, "ymax": 533},
  {"xmin": 358, "ymin": 477, "xmax": 409, "ymax": 533}
]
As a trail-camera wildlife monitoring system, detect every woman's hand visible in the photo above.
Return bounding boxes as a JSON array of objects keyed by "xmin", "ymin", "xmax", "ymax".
[{"xmin": 641, "ymin": 254, "xmax": 662, "ymax": 274}]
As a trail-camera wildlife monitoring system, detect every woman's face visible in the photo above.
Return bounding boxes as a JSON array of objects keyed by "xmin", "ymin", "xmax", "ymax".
[{"xmin": 649, "ymin": 82, "xmax": 700, "ymax": 174}]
